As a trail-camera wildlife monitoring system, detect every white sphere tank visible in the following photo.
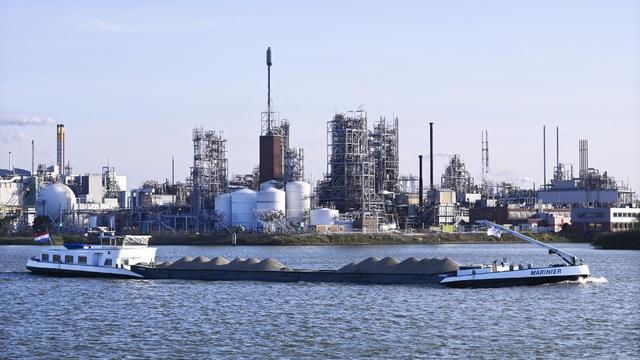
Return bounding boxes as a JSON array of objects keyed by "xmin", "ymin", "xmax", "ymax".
[
  {"xmin": 285, "ymin": 181, "xmax": 311, "ymax": 222},
  {"xmin": 310, "ymin": 208, "xmax": 338, "ymax": 225},
  {"xmin": 231, "ymin": 189, "xmax": 257, "ymax": 229},
  {"xmin": 256, "ymin": 187, "xmax": 285, "ymax": 215},
  {"xmin": 36, "ymin": 183, "xmax": 77, "ymax": 220},
  {"xmin": 214, "ymin": 193, "xmax": 232, "ymax": 226}
]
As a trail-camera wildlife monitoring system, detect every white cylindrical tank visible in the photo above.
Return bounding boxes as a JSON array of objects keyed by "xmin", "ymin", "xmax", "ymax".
[
  {"xmin": 309, "ymin": 208, "xmax": 338, "ymax": 225},
  {"xmin": 35, "ymin": 183, "xmax": 77, "ymax": 220},
  {"xmin": 259, "ymin": 180, "xmax": 279, "ymax": 191},
  {"xmin": 214, "ymin": 193, "xmax": 232, "ymax": 226},
  {"xmin": 231, "ymin": 189, "xmax": 257, "ymax": 229},
  {"xmin": 285, "ymin": 181, "xmax": 311, "ymax": 222},
  {"xmin": 256, "ymin": 187, "xmax": 285, "ymax": 216}
]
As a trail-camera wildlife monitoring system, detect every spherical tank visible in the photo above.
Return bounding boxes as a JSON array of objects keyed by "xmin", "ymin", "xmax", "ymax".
[
  {"xmin": 214, "ymin": 193, "xmax": 232, "ymax": 226},
  {"xmin": 256, "ymin": 187, "xmax": 285, "ymax": 215},
  {"xmin": 309, "ymin": 208, "xmax": 338, "ymax": 225},
  {"xmin": 231, "ymin": 189, "xmax": 257, "ymax": 229},
  {"xmin": 285, "ymin": 181, "xmax": 311, "ymax": 222},
  {"xmin": 35, "ymin": 183, "xmax": 77, "ymax": 220}
]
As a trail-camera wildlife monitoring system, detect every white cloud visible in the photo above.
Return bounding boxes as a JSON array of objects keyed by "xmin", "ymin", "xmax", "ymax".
[{"xmin": 0, "ymin": 115, "xmax": 55, "ymax": 126}]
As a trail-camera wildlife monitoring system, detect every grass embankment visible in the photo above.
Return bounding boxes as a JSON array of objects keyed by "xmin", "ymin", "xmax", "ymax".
[
  {"xmin": 592, "ymin": 230, "xmax": 640, "ymax": 250},
  {"xmin": 0, "ymin": 231, "xmax": 581, "ymax": 246}
]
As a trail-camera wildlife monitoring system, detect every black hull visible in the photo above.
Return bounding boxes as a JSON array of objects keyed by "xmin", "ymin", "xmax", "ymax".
[
  {"xmin": 442, "ymin": 275, "xmax": 587, "ymax": 288},
  {"xmin": 131, "ymin": 265, "xmax": 448, "ymax": 285},
  {"xmin": 26, "ymin": 266, "xmax": 140, "ymax": 279}
]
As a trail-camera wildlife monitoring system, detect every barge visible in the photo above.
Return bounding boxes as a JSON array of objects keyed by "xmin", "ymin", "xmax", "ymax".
[{"xmin": 131, "ymin": 221, "xmax": 590, "ymax": 288}]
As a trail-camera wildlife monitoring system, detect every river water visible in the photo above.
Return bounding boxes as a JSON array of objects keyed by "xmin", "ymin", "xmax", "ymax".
[{"xmin": 1, "ymin": 244, "xmax": 638, "ymax": 359}]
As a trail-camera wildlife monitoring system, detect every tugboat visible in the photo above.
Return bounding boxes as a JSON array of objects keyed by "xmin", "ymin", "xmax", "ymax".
[
  {"xmin": 26, "ymin": 233, "xmax": 156, "ymax": 279},
  {"xmin": 439, "ymin": 220, "xmax": 590, "ymax": 288}
]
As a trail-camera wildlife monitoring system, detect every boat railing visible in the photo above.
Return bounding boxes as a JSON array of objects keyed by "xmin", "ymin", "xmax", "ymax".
[{"xmin": 99, "ymin": 235, "xmax": 151, "ymax": 247}]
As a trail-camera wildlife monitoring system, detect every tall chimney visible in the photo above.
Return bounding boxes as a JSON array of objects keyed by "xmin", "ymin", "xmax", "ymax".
[
  {"xmin": 31, "ymin": 140, "xmax": 34, "ymax": 176},
  {"xmin": 543, "ymin": 126, "xmax": 546, "ymax": 189},
  {"xmin": 56, "ymin": 124, "xmax": 65, "ymax": 176},
  {"xmin": 171, "ymin": 156, "xmax": 175, "ymax": 185},
  {"xmin": 556, "ymin": 126, "xmax": 559, "ymax": 174},
  {"xmin": 429, "ymin": 122, "xmax": 434, "ymax": 191},
  {"xmin": 418, "ymin": 155, "xmax": 423, "ymax": 208}
]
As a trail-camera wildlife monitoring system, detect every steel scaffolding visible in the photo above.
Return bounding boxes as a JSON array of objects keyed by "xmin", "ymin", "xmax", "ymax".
[
  {"xmin": 319, "ymin": 109, "xmax": 382, "ymax": 213},
  {"xmin": 371, "ymin": 116, "xmax": 399, "ymax": 194},
  {"xmin": 280, "ymin": 119, "xmax": 305, "ymax": 182},
  {"xmin": 190, "ymin": 128, "xmax": 228, "ymax": 214},
  {"xmin": 441, "ymin": 154, "xmax": 474, "ymax": 194}
]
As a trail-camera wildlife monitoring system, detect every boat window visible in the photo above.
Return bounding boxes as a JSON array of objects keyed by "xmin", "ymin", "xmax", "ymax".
[
  {"xmin": 65, "ymin": 255, "xmax": 74, "ymax": 263},
  {"xmin": 104, "ymin": 258, "xmax": 112, "ymax": 267},
  {"xmin": 41, "ymin": 254, "xmax": 49, "ymax": 262},
  {"xmin": 78, "ymin": 256, "xmax": 88, "ymax": 264},
  {"xmin": 52, "ymin": 254, "xmax": 61, "ymax": 263}
]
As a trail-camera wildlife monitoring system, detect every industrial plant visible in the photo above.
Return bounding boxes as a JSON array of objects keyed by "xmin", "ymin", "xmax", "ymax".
[{"xmin": 1, "ymin": 48, "xmax": 638, "ymax": 239}]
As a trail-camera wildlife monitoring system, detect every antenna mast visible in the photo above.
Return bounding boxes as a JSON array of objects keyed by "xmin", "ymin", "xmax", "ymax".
[{"xmin": 266, "ymin": 47, "xmax": 272, "ymax": 134}]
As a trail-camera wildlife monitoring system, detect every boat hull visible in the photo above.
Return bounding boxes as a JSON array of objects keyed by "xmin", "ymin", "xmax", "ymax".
[
  {"xmin": 439, "ymin": 264, "xmax": 590, "ymax": 288},
  {"xmin": 26, "ymin": 260, "xmax": 143, "ymax": 279}
]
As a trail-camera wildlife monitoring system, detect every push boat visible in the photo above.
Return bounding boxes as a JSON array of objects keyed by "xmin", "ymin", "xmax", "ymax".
[
  {"xmin": 439, "ymin": 220, "xmax": 590, "ymax": 287},
  {"xmin": 26, "ymin": 235, "xmax": 156, "ymax": 279}
]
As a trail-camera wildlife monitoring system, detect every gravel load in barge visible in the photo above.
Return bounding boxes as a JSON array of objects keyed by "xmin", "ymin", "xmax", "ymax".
[{"xmin": 131, "ymin": 256, "xmax": 461, "ymax": 285}]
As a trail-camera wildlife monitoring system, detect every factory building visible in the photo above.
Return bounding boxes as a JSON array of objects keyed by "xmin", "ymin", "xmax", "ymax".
[
  {"xmin": 537, "ymin": 139, "xmax": 634, "ymax": 207},
  {"xmin": 570, "ymin": 207, "xmax": 639, "ymax": 232}
]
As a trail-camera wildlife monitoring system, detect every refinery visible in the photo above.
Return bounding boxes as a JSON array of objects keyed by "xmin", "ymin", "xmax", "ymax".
[{"xmin": 0, "ymin": 48, "xmax": 638, "ymax": 239}]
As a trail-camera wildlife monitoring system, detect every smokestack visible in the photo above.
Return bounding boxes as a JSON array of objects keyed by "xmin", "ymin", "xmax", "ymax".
[
  {"xmin": 556, "ymin": 126, "xmax": 559, "ymax": 173},
  {"xmin": 418, "ymin": 155, "xmax": 423, "ymax": 208},
  {"xmin": 31, "ymin": 140, "xmax": 34, "ymax": 176},
  {"xmin": 543, "ymin": 126, "xmax": 546, "ymax": 188},
  {"xmin": 579, "ymin": 139, "xmax": 589, "ymax": 178},
  {"xmin": 8, "ymin": 151, "xmax": 12, "ymax": 173},
  {"xmin": 429, "ymin": 122, "xmax": 434, "ymax": 191},
  {"xmin": 56, "ymin": 124, "xmax": 65, "ymax": 176},
  {"xmin": 171, "ymin": 156, "xmax": 175, "ymax": 185}
]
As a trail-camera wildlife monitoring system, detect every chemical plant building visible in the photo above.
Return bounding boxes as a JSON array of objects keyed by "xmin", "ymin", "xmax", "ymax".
[{"xmin": 1, "ymin": 50, "xmax": 638, "ymax": 237}]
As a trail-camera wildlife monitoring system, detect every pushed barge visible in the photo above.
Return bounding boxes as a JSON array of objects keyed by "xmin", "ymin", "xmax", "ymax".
[
  {"xmin": 131, "ymin": 221, "xmax": 590, "ymax": 288},
  {"xmin": 131, "ymin": 256, "xmax": 459, "ymax": 285}
]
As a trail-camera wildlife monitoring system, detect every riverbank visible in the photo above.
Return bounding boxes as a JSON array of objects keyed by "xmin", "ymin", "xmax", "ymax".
[{"xmin": 0, "ymin": 231, "xmax": 586, "ymax": 246}]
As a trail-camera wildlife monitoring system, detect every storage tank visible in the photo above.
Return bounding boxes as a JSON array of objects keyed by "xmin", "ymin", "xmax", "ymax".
[
  {"xmin": 310, "ymin": 208, "xmax": 338, "ymax": 225},
  {"xmin": 214, "ymin": 193, "xmax": 232, "ymax": 226},
  {"xmin": 35, "ymin": 183, "xmax": 77, "ymax": 220},
  {"xmin": 231, "ymin": 189, "xmax": 257, "ymax": 229},
  {"xmin": 285, "ymin": 181, "xmax": 311, "ymax": 223},
  {"xmin": 259, "ymin": 180, "xmax": 279, "ymax": 191},
  {"xmin": 256, "ymin": 187, "xmax": 285, "ymax": 217}
]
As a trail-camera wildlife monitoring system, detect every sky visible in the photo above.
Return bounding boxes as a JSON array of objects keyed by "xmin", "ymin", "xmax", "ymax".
[{"xmin": 1, "ymin": 0, "xmax": 639, "ymax": 192}]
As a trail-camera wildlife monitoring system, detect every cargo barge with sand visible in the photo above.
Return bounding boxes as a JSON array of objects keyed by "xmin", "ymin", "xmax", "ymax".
[{"xmin": 131, "ymin": 221, "xmax": 591, "ymax": 287}]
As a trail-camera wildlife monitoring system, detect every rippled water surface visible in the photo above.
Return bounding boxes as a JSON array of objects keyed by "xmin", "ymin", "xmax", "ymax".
[{"xmin": 1, "ymin": 244, "xmax": 638, "ymax": 359}]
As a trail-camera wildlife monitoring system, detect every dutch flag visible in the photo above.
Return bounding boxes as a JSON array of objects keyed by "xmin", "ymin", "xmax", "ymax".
[{"xmin": 34, "ymin": 231, "xmax": 51, "ymax": 243}]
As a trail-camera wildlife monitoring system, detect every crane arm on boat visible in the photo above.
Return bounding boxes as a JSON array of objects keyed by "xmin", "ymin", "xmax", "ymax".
[{"xmin": 476, "ymin": 220, "xmax": 581, "ymax": 266}]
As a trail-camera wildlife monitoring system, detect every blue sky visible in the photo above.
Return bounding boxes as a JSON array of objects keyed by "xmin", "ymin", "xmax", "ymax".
[{"xmin": 1, "ymin": 0, "xmax": 639, "ymax": 192}]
